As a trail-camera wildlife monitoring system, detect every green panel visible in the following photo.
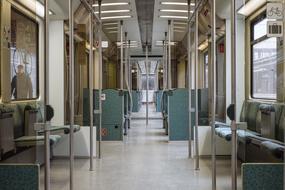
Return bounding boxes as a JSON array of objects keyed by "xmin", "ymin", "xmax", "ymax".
[
  {"xmin": 155, "ymin": 90, "xmax": 163, "ymax": 112},
  {"xmin": 0, "ymin": 164, "xmax": 39, "ymax": 190},
  {"xmin": 168, "ymin": 89, "xmax": 191, "ymax": 141},
  {"xmin": 242, "ymin": 163, "xmax": 283, "ymax": 190},
  {"xmin": 131, "ymin": 90, "xmax": 141, "ymax": 112},
  {"xmin": 83, "ymin": 89, "xmax": 123, "ymax": 141}
]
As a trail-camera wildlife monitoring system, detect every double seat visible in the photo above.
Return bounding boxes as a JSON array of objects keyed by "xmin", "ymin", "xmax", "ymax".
[
  {"xmin": 215, "ymin": 101, "xmax": 285, "ymax": 162},
  {"xmin": 0, "ymin": 102, "xmax": 80, "ymax": 161}
]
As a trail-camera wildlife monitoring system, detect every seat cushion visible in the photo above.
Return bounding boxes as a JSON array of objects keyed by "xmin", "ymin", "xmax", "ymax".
[
  {"xmin": 15, "ymin": 135, "xmax": 61, "ymax": 147},
  {"xmin": 260, "ymin": 141, "xmax": 285, "ymax": 159}
]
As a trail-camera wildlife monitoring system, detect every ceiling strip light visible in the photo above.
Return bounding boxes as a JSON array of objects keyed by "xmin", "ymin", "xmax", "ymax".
[
  {"xmin": 174, "ymin": 30, "xmax": 185, "ymax": 33},
  {"xmin": 174, "ymin": 26, "xmax": 186, "ymax": 29},
  {"xmin": 103, "ymin": 22, "xmax": 118, "ymax": 26},
  {"xmin": 105, "ymin": 27, "xmax": 119, "ymax": 30},
  {"xmin": 161, "ymin": 2, "xmax": 195, "ymax": 6},
  {"xmin": 160, "ymin": 9, "xmax": 188, "ymax": 13},
  {"xmin": 159, "ymin": 15, "xmax": 188, "ymax": 19},
  {"xmin": 95, "ymin": 10, "xmax": 131, "ymax": 14},
  {"xmin": 102, "ymin": 15, "xmax": 132, "ymax": 20},
  {"xmin": 93, "ymin": 2, "xmax": 129, "ymax": 7},
  {"xmin": 237, "ymin": 0, "xmax": 266, "ymax": 16},
  {"xmin": 108, "ymin": 31, "xmax": 118, "ymax": 34}
]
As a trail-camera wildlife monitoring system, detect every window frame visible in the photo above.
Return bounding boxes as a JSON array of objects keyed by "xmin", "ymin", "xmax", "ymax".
[
  {"xmin": 10, "ymin": 6, "xmax": 40, "ymax": 102},
  {"xmin": 250, "ymin": 11, "xmax": 277, "ymax": 100}
]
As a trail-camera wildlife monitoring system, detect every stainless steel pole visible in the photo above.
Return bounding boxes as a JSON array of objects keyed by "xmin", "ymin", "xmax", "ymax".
[
  {"xmin": 69, "ymin": 0, "xmax": 75, "ymax": 188},
  {"xmin": 89, "ymin": 11, "xmax": 94, "ymax": 170},
  {"xmin": 120, "ymin": 21, "xmax": 124, "ymax": 133},
  {"xmin": 211, "ymin": 0, "xmax": 217, "ymax": 189},
  {"xmin": 146, "ymin": 45, "xmax": 149, "ymax": 126},
  {"xmin": 164, "ymin": 32, "xmax": 168, "ymax": 90},
  {"xmin": 124, "ymin": 32, "xmax": 129, "ymax": 133},
  {"xmin": 231, "ymin": 0, "xmax": 237, "ymax": 189},
  {"xmin": 98, "ymin": 0, "xmax": 103, "ymax": 159},
  {"xmin": 194, "ymin": 0, "xmax": 200, "ymax": 170},
  {"xmin": 187, "ymin": 0, "xmax": 192, "ymax": 159},
  {"xmin": 168, "ymin": 21, "xmax": 172, "ymax": 89},
  {"xmin": 44, "ymin": 0, "xmax": 50, "ymax": 189}
]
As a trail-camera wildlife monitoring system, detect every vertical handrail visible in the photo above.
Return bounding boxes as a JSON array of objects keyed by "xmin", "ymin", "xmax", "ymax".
[
  {"xmin": 187, "ymin": 0, "xmax": 192, "ymax": 159},
  {"xmin": 194, "ymin": 0, "xmax": 200, "ymax": 170},
  {"xmin": 211, "ymin": 0, "xmax": 217, "ymax": 189},
  {"xmin": 230, "ymin": 0, "xmax": 237, "ymax": 189},
  {"xmin": 146, "ymin": 45, "xmax": 149, "ymax": 126},
  {"xmin": 120, "ymin": 21, "xmax": 124, "ymax": 134},
  {"xmin": 167, "ymin": 21, "xmax": 171, "ymax": 138},
  {"xmin": 68, "ymin": 0, "xmax": 75, "ymax": 188},
  {"xmin": 124, "ymin": 32, "xmax": 129, "ymax": 133},
  {"xmin": 98, "ymin": 0, "xmax": 103, "ymax": 159},
  {"xmin": 43, "ymin": 0, "xmax": 50, "ymax": 189},
  {"xmin": 89, "ymin": 7, "xmax": 94, "ymax": 170},
  {"xmin": 165, "ymin": 32, "xmax": 168, "ymax": 90}
]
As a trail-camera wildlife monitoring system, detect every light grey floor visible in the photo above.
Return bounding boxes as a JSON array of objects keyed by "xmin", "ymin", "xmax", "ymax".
[{"xmin": 41, "ymin": 105, "xmax": 241, "ymax": 190}]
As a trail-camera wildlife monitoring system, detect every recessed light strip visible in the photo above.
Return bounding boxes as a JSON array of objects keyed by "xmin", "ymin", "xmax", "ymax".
[
  {"xmin": 93, "ymin": 2, "xmax": 129, "ymax": 7},
  {"xmin": 103, "ymin": 22, "xmax": 118, "ymax": 26},
  {"xmin": 161, "ymin": 2, "xmax": 195, "ymax": 6},
  {"xmin": 95, "ymin": 10, "xmax": 131, "ymax": 14},
  {"xmin": 160, "ymin": 9, "xmax": 193, "ymax": 13},
  {"xmin": 159, "ymin": 15, "xmax": 188, "ymax": 19},
  {"xmin": 102, "ymin": 15, "xmax": 132, "ymax": 20}
]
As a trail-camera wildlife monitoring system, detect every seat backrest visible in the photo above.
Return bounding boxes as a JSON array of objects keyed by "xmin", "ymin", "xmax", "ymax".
[
  {"xmin": 244, "ymin": 101, "xmax": 261, "ymax": 132},
  {"xmin": 275, "ymin": 105, "xmax": 285, "ymax": 142}
]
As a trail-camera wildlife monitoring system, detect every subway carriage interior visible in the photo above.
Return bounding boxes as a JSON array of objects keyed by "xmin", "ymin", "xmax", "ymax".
[{"xmin": 0, "ymin": 0, "xmax": 285, "ymax": 189}]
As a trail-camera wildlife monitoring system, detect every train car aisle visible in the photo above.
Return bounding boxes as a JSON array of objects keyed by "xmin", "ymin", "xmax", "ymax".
[{"xmin": 41, "ymin": 105, "xmax": 241, "ymax": 190}]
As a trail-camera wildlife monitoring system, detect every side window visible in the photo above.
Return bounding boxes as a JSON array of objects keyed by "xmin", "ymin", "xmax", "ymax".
[
  {"xmin": 10, "ymin": 8, "xmax": 39, "ymax": 101},
  {"xmin": 204, "ymin": 52, "xmax": 208, "ymax": 88},
  {"xmin": 251, "ymin": 13, "xmax": 277, "ymax": 99}
]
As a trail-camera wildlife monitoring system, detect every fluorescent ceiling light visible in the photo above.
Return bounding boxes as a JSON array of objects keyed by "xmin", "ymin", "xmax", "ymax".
[
  {"xmin": 160, "ymin": 9, "xmax": 193, "ymax": 13},
  {"xmin": 174, "ymin": 26, "xmax": 186, "ymax": 29},
  {"xmin": 161, "ymin": 2, "xmax": 195, "ymax": 6},
  {"xmin": 174, "ymin": 22, "xmax": 188, "ymax": 25},
  {"xmin": 101, "ymin": 15, "xmax": 132, "ymax": 20},
  {"xmin": 159, "ymin": 15, "xmax": 188, "ymax": 19},
  {"xmin": 198, "ymin": 40, "xmax": 208, "ymax": 51},
  {"xmin": 103, "ymin": 22, "xmax": 118, "ymax": 26},
  {"xmin": 174, "ymin": 30, "xmax": 184, "ymax": 33},
  {"xmin": 95, "ymin": 10, "xmax": 131, "ymax": 14},
  {"xmin": 93, "ymin": 2, "xmax": 129, "ymax": 7},
  {"xmin": 108, "ymin": 31, "xmax": 118, "ymax": 34},
  {"xmin": 105, "ymin": 27, "xmax": 119, "ymax": 30},
  {"xmin": 238, "ymin": 0, "xmax": 266, "ymax": 16}
]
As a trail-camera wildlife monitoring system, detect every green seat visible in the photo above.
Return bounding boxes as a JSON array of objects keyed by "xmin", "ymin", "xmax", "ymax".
[
  {"xmin": 0, "ymin": 164, "xmax": 40, "ymax": 190},
  {"xmin": 14, "ymin": 135, "xmax": 61, "ymax": 147},
  {"xmin": 242, "ymin": 163, "xmax": 284, "ymax": 190}
]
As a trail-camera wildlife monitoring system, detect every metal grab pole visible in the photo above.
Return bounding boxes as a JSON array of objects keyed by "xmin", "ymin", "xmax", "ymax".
[
  {"xmin": 168, "ymin": 21, "xmax": 172, "ymax": 89},
  {"xmin": 120, "ymin": 21, "xmax": 124, "ymax": 133},
  {"xmin": 194, "ymin": 0, "xmax": 200, "ymax": 170},
  {"xmin": 124, "ymin": 32, "xmax": 129, "ymax": 134},
  {"xmin": 44, "ymin": 0, "xmax": 50, "ymax": 189},
  {"xmin": 89, "ymin": 12, "xmax": 94, "ymax": 170},
  {"xmin": 187, "ymin": 0, "xmax": 192, "ymax": 159},
  {"xmin": 211, "ymin": 0, "xmax": 217, "ymax": 189},
  {"xmin": 68, "ymin": 0, "xmax": 75, "ymax": 188},
  {"xmin": 164, "ymin": 32, "xmax": 168, "ymax": 90},
  {"xmin": 231, "ymin": 0, "xmax": 237, "ymax": 189},
  {"xmin": 146, "ymin": 45, "xmax": 149, "ymax": 126},
  {"xmin": 98, "ymin": 0, "xmax": 103, "ymax": 159}
]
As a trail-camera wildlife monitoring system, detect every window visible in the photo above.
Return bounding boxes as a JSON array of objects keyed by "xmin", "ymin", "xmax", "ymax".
[
  {"xmin": 204, "ymin": 52, "xmax": 209, "ymax": 88},
  {"xmin": 251, "ymin": 13, "xmax": 277, "ymax": 99},
  {"xmin": 10, "ymin": 8, "xmax": 39, "ymax": 100}
]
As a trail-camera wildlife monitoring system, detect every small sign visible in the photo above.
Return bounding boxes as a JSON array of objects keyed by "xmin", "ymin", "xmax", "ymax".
[
  {"xmin": 102, "ymin": 41, "xmax": 109, "ymax": 48},
  {"xmin": 95, "ymin": 41, "xmax": 109, "ymax": 48},
  {"xmin": 267, "ymin": 3, "xmax": 283, "ymax": 19},
  {"xmin": 101, "ymin": 128, "xmax": 108, "ymax": 137},
  {"xmin": 101, "ymin": 94, "xmax": 106, "ymax": 101},
  {"xmin": 267, "ymin": 21, "xmax": 283, "ymax": 37}
]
